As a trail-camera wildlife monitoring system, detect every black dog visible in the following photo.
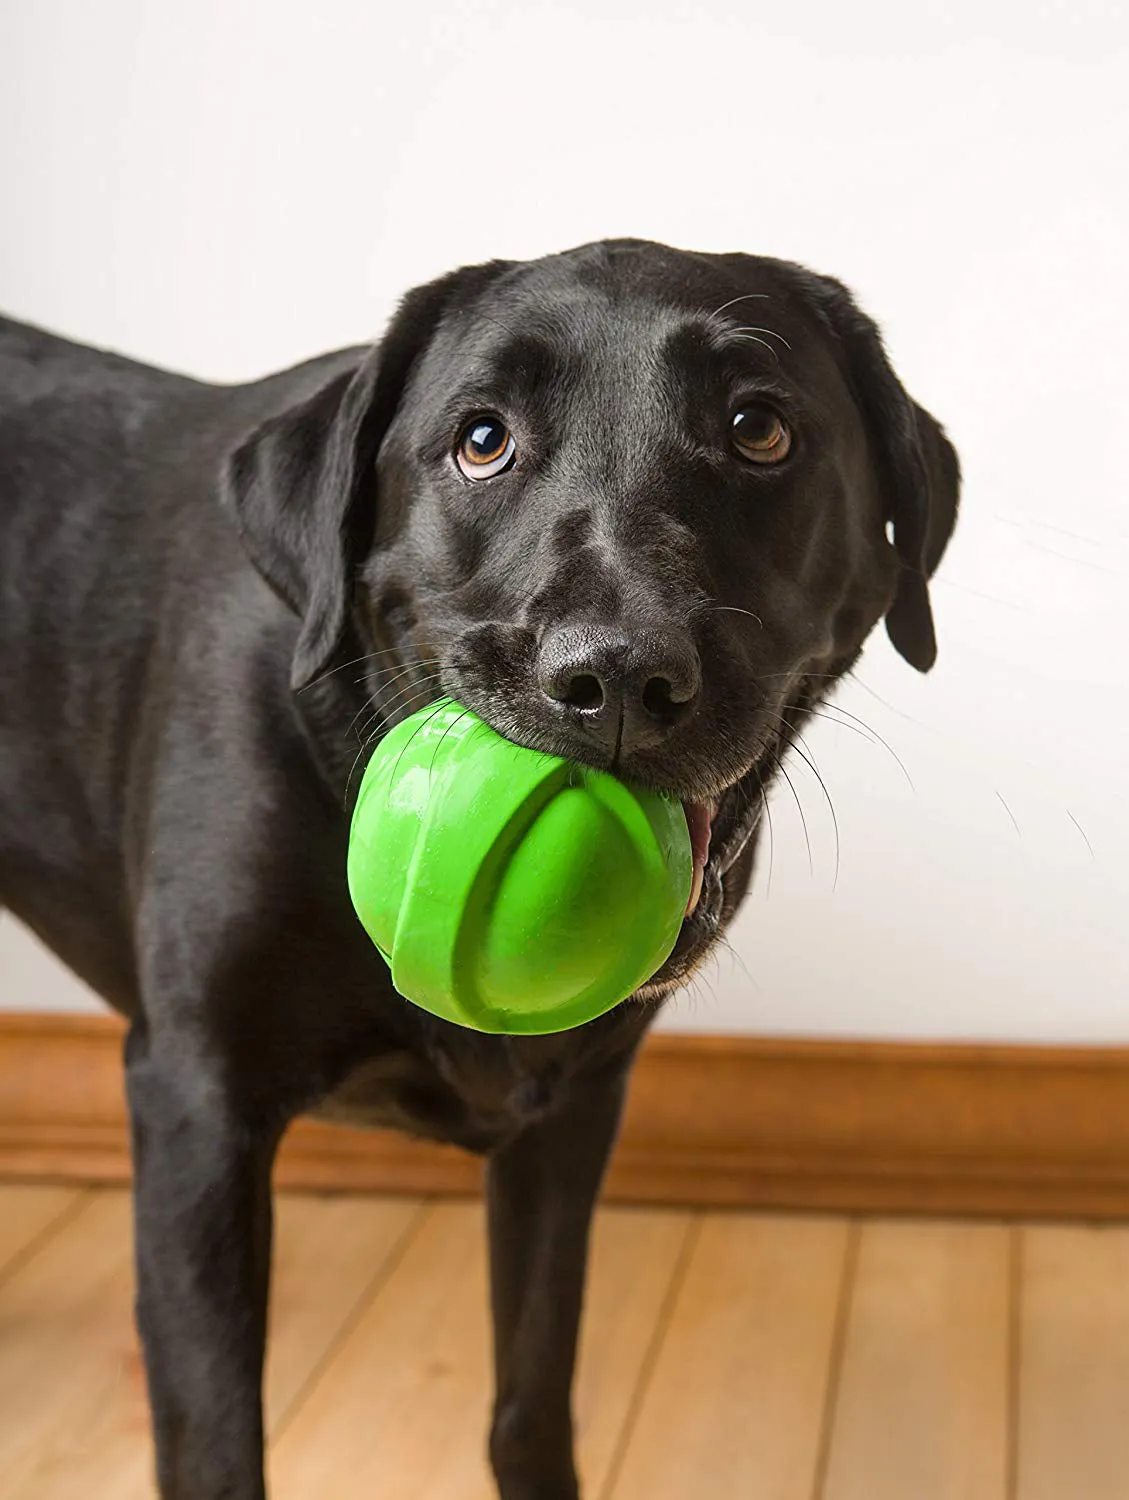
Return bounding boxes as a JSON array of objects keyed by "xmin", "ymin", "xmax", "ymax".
[{"xmin": 0, "ymin": 240, "xmax": 958, "ymax": 1499}]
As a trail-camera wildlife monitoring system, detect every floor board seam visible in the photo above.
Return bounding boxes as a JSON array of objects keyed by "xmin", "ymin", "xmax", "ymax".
[
  {"xmin": 0, "ymin": 1187, "xmax": 94, "ymax": 1295},
  {"xmin": 267, "ymin": 1197, "xmax": 435, "ymax": 1445},
  {"xmin": 595, "ymin": 1211, "xmax": 702, "ymax": 1500},
  {"xmin": 809, "ymin": 1217, "xmax": 861, "ymax": 1500},
  {"xmin": 1006, "ymin": 1224, "xmax": 1024, "ymax": 1500}
]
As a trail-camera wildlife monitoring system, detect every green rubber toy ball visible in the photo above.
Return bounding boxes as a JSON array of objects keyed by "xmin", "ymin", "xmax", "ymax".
[{"xmin": 347, "ymin": 699, "xmax": 692, "ymax": 1034}]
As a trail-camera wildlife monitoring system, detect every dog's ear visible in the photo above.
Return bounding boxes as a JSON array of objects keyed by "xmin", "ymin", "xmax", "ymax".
[
  {"xmin": 796, "ymin": 272, "xmax": 961, "ymax": 671},
  {"xmin": 222, "ymin": 261, "xmax": 509, "ymax": 689}
]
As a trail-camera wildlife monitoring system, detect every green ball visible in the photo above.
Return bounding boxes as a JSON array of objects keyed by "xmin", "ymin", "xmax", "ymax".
[{"xmin": 347, "ymin": 699, "xmax": 692, "ymax": 1034}]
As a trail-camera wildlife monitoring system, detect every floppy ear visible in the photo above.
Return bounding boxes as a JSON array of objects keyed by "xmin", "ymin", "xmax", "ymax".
[
  {"xmin": 798, "ymin": 273, "xmax": 961, "ymax": 672},
  {"xmin": 221, "ymin": 261, "xmax": 509, "ymax": 690}
]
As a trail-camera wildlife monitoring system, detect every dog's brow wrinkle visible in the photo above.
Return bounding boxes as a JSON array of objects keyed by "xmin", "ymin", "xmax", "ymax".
[
  {"xmin": 552, "ymin": 509, "xmax": 594, "ymax": 551},
  {"xmin": 477, "ymin": 309, "xmax": 522, "ymax": 343}
]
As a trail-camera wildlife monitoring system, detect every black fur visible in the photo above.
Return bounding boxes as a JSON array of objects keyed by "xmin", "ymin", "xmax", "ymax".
[{"xmin": 0, "ymin": 239, "xmax": 958, "ymax": 1499}]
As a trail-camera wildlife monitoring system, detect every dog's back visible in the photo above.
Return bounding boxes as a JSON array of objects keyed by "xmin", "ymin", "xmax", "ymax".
[
  {"xmin": 0, "ymin": 315, "xmax": 198, "ymax": 685},
  {"xmin": 0, "ymin": 320, "xmax": 194, "ymax": 998},
  {"xmin": 0, "ymin": 318, "xmax": 375, "ymax": 1008}
]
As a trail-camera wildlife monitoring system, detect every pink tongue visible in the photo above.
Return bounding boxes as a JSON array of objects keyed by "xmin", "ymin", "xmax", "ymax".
[{"xmin": 682, "ymin": 801, "xmax": 713, "ymax": 916}]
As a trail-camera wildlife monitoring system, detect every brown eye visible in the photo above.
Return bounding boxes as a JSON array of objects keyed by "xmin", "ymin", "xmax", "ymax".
[
  {"xmin": 456, "ymin": 416, "xmax": 516, "ymax": 480},
  {"xmin": 731, "ymin": 403, "xmax": 792, "ymax": 464}
]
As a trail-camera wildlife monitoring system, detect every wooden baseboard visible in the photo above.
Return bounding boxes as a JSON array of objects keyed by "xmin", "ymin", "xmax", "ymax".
[{"xmin": 4, "ymin": 1012, "xmax": 1129, "ymax": 1218}]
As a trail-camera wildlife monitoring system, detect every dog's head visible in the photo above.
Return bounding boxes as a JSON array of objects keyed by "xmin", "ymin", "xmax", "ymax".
[{"xmin": 224, "ymin": 240, "xmax": 958, "ymax": 990}]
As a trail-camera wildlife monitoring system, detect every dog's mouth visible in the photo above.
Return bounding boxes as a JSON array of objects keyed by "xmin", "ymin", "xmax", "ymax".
[
  {"xmin": 369, "ymin": 651, "xmax": 769, "ymax": 984},
  {"xmin": 632, "ymin": 767, "xmax": 766, "ymax": 995},
  {"xmin": 681, "ymin": 755, "xmax": 767, "ymax": 913}
]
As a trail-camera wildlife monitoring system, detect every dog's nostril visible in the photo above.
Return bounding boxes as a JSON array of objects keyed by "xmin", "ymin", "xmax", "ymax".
[
  {"xmin": 564, "ymin": 673, "xmax": 605, "ymax": 711},
  {"xmin": 538, "ymin": 627, "xmax": 699, "ymax": 749},
  {"xmin": 642, "ymin": 676, "xmax": 677, "ymax": 717}
]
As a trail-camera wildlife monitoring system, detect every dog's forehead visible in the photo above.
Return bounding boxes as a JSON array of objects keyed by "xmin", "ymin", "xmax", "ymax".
[{"xmin": 420, "ymin": 248, "xmax": 839, "ymax": 410}]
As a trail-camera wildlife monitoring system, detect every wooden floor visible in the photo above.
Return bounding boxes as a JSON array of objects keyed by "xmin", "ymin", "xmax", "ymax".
[{"xmin": 1, "ymin": 1188, "xmax": 1126, "ymax": 1498}]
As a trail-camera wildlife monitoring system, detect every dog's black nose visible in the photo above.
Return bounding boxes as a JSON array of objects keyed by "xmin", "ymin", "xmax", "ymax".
[{"xmin": 537, "ymin": 625, "xmax": 701, "ymax": 755}]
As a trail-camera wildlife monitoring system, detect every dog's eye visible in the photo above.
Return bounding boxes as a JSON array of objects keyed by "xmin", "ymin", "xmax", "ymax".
[
  {"xmin": 731, "ymin": 404, "xmax": 792, "ymax": 465},
  {"xmin": 456, "ymin": 417, "xmax": 516, "ymax": 480}
]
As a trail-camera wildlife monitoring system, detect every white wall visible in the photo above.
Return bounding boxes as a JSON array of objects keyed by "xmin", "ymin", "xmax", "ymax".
[{"xmin": 1, "ymin": 0, "xmax": 1126, "ymax": 1040}]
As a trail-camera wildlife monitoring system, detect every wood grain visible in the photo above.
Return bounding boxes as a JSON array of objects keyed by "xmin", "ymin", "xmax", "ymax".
[
  {"xmin": 572, "ymin": 1207, "xmax": 694, "ymax": 1490},
  {"xmin": 271, "ymin": 1201, "xmax": 691, "ymax": 1500},
  {"xmin": 0, "ymin": 1189, "xmax": 424, "ymax": 1499},
  {"xmin": 1017, "ymin": 1225, "xmax": 1129, "ymax": 1500},
  {"xmin": 0, "ymin": 1191, "xmax": 149, "ymax": 1500},
  {"xmin": 0, "ymin": 1184, "xmax": 81, "ymax": 1282},
  {"xmin": 606, "ymin": 1213, "xmax": 850, "ymax": 1500},
  {"xmin": 7, "ymin": 1193, "xmax": 1129, "ymax": 1500},
  {"xmin": 265, "ymin": 1192, "xmax": 425, "ymax": 1427},
  {"xmin": 820, "ymin": 1222, "xmax": 1012, "ymax": 1500},
  {"xmin": 9, "ymin": 1012, "xmax": 1129, "ymax": 1216}
]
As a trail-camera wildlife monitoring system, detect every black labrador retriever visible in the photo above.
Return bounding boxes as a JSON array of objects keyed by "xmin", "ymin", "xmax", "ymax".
[{"xmin": 0, "ymin": 239, "xmax": 958, "ymax": 1499}]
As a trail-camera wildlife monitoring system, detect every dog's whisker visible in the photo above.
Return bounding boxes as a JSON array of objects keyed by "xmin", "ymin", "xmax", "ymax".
[
  {"xmin": 344, "ymin": 738, "xmax": 373, "ymax": 809},
  {"xmin": 345, "ymin": 659, "xmax": 434, "ymax": 742},
  {"xmin": 748, "ymin": 767, "xmax": 775, "ymax": 900},
  {"xmin": 730, "ymin": 325, "xmax": 793, "ymax": 351},
  {"xmin": 844, "ymin": 671, "xmax": 922, "ymax": 723},
  {"xmin": 429, "ymin": 707, "xmax": 472, "ymax": 780},
  {"xmin": 697, "ymin": 963, "xmax": 721, "ymax": 1010},
  {"xmin": 729, "ymin": 333, "xmax": 780, "ymax": 362},
  {"xmin": 375, "ymin": 666, "xmax": 446, "ymax": 717},
  {"xmin": 811, "ymin": 702, "xmax": 915, "ymax": 791},
  {"xmin": 1067, "ymin": 809, "xmax": 1096, "ymax": 860},
  {"xmin": 715, "ymin": 930, "xmax": 758, "ymax": 992},
  {"xmin": 354, "ymin": 678, "xmax": 444, "ymax": 755},
  {"xmin": 354, "ymin": 658, "xmax": 443, "ymax": 717},
  {"xmin": 780, "ymin": 724, "xmax": 841, "ymax": 893},
  {"xmin": 297, "ymin": 645, "xmax": 410, "ymax": 694},
  {"xmin": 770, "ymin": 749, "xmax": 814, "ymax": 877},
  {"xmin": 347, "ymin": 693, "xmax": 450, "ymax": 811},
  {"xmin": 344, "ymin": 673, "xmax": 449, "ymax": 807},
  {"xmin": 346, "ymin": 669, "xmax": 433, "ymax": 750},
  {"xmin": 354, "ymin": 658, "xmax": 448, "ymax": 733},
  {"xmin": 355, "ymin": 655, "xmax": 442, "ymax": 690},
  {"xmin": 366, "ymin": 672, "xmax": 446, "ymax": 733},
  {"xmin": 710, "ymin": 604, "xmax": 765, "ymax": 629},
  {"xmin": 760, "ymin": 696, "xmax": 914, "ymax": 797},
  {"xmin": 995, "ymin": 790, "xmax": 1021, "ymax": 837},
  {"xmin": 706, "ymin": 292, "xmax": 771, "ymax": 327},
  {"xmin": 387, "ymin": 698, "xmax": 453, "ymax": 790}
]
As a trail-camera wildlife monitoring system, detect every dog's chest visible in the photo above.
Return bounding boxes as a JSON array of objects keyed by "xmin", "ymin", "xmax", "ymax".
[{"xmin": 311, "ymin": 1032, "xmax": 580, "ymax": 1153}]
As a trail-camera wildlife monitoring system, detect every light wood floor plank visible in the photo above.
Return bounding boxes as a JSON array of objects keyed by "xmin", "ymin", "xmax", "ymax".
[
  {"xmin": 9, "ymin": 1195, "xmax": 1125, "ymax": 1500},
  {"xmin": 0, "ymin": 1189, "xmax": 422, "ymax": 1500},
  {"xmin": 271, "ymin": 1201, "xmax": 691, "ymax": 1500},
  {"xmin": 266, "ymin": 1191, "xmax": 425, "ymax": 1427},
  {"xmin": 1017, "ymin": 1224, "xmax": 1129, "ymax": 1500},
  {"xmin": 820, "ymin": 1221, "xmax": 1010, "ymax": 1500},
  {"xmin": 571, "ymin": 1205, "xmax": 694, "ymax": 1492},
  {"xmin": 0, "ymin": 1190, "xmax": 145, "ymax": 1499},
  {"xmin": 605, "ymin": 1213, "xmax": 851, "ymax": 1500},
  {"xmin": 0, "ymin": 1185, "xmax": 82, "ymax": 1282}
]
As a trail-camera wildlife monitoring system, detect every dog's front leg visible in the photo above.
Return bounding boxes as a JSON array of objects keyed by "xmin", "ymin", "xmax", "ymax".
[
  {"xmin": 486, "ymin": 1067, "xmax": 629, "ymax": 1500},
  {"xmin": 125, "ymin": 1023, "xmax": 278, "ymax": 1500}
]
